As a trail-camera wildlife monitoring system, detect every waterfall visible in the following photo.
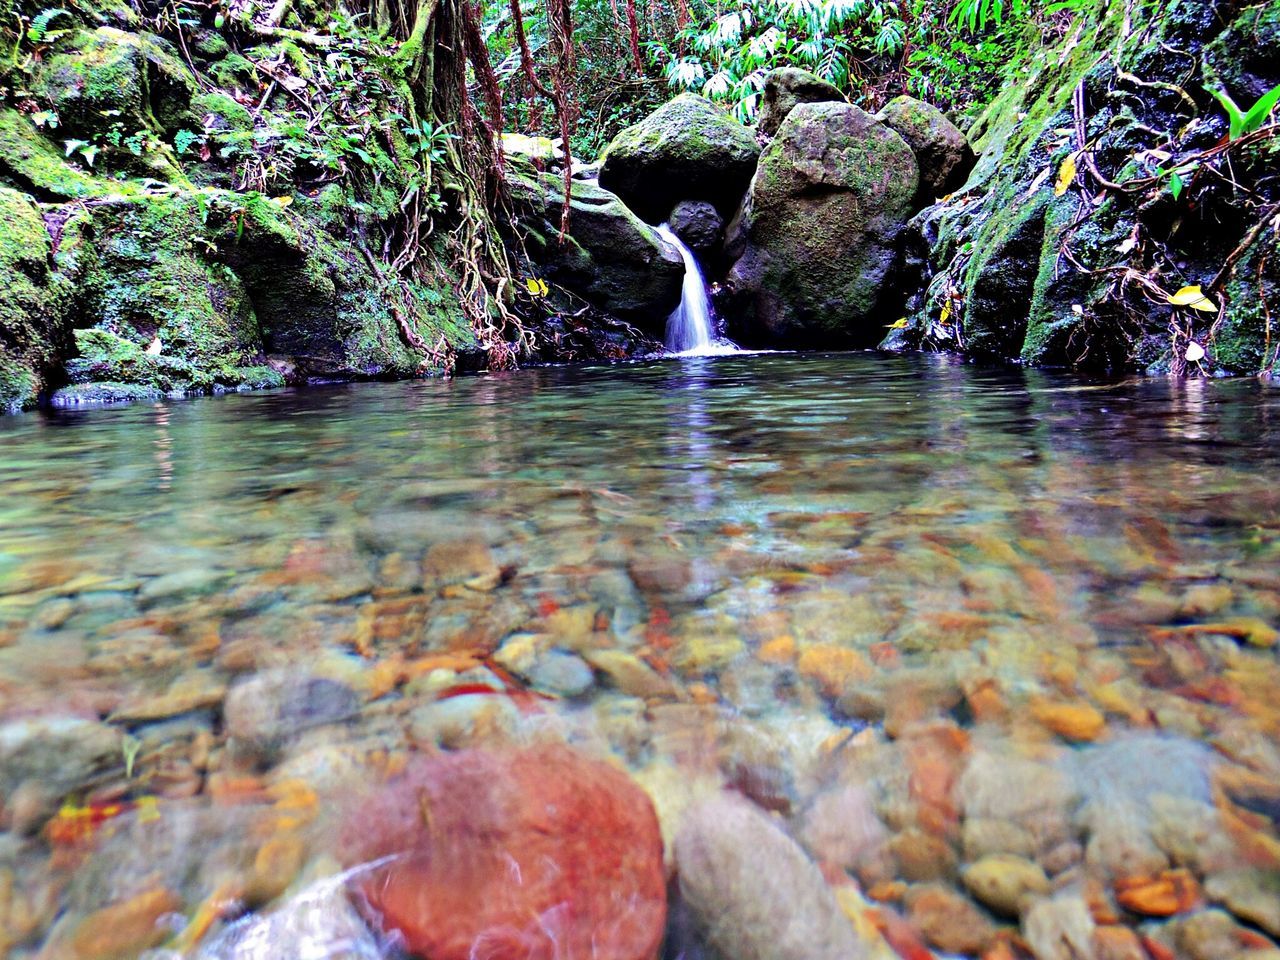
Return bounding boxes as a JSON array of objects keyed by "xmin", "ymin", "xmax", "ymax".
[{"xmin": 655, "ymin": 224, "xmax": 734, "ymax": 356}]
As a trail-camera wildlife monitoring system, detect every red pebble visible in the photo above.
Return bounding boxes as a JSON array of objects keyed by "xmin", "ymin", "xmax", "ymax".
[{"xmin": 349, "ymin": 744, "xmax": 666, "ymax": 960}]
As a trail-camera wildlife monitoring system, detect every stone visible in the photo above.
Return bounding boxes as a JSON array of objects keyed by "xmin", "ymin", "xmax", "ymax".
[
  {"xmin": 1091, "ymin": 925, "xmax": 1148, "ymax": 960},
  {"xmin": 1114, "ymin": 868, "xmax": 1200, "ymax": 917},
  {"xmin": 674, "ymin": 793, "xmax": 868, "ymax": 960},
  {"xmin": 668, "ymin": 200, "xmax": 725, "ymax": 254},
  {"xmin": 756, "ymin": 67, "xmax": 847, "ymax": 140},
  {"xmin": 1022, "ymin": 895, "xmax": 1096, "ymax": 960},
  {"xmin": 422, "ymin": 539, "xmax": 500, "ymax": 590},
  {"xmin": 46, "ymin": 887, "xmax": 181, "ymax": 960},
  {"xmin": 890, "ymin": 827, "xmax": 957, "ymax": 882},
  {"xmin": 963, "ymin": 854, "xmax": 1052, "ymax": 916},
  {"xmin": 0, "ymin": 186, "xmax": 71, "ymax": 413},
  {"xmin": 874, "ymin": 96, "xmax": 975, "ymax": 200},
  {"xmin": 904, "ymin": 883, "xmax": 998, "ymax": 955},
  {"xmin": 525, "ymin": 649, "xmax": 595, "ymax": 697},
  {"xmin": 349, "ymin": 744, "xmax": 666, "ymax": 960},
  {"xmin": 584, "ymin": 650, "xmax": 676, "ymax": 699},
  {"xmin": 224, "ymin": 672, "xmax": 359, "ymax": 762},
  {"xmin": 504, "ymin": 155, "xmax": 684, "ymax": 330},
  {"xmin": 724, "ymin": 102, "xmax": 919, "ymax": 347},
  {"xmin": 796, "ymin": 644, "xmax": 873, "ymax": 698},
  {"xmin": 1205, "ymin": 870, "xmax": 1280, "ymax": 937},
  {"xmin": 799, "ymin": 784, "xmax": 892, "ymax": 882},
  {"xmin": 1030, "ymin": 699, "xmax": 1106, "ymax": 742},
  {"xmin": 599, "ymin": 93, "xmax": 761, "ymax": 222},
  {"xmin": 0, "ymin": 714, "xmax": 120, "ymax": 801}
]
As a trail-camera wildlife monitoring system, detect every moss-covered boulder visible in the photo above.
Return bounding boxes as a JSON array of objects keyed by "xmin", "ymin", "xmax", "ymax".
[
  {"xmin": 756, "ymin": 67, "xmax": 847, "ymax": 140},
  {"xmin": 0, "ymin": 188, "xmax": 71, "ymax": 413},
  {"xmin": 506, "ymin": 157, "xmax": 684, "ymax": 332},
  {"xmin": 724, "ymin": 102, "xmax": 919, "ymax": 346},
  {"xmin": 669, "ymin": 200, "xmax": 724, "ymax": 255},
  {"xmin": 34, "ymin": 27, "xmax": 196, "ymax": 180},
  {"xmin": 57, "ymin": 189, "xmax": 472, "ymax": 397},
  {"xmin": 875, "ymin": 96, "xmax": 975, "ymax": 201},
  {"xmin": 598, "ymin": 94, "xmax": 760, "ymax": 223},
  {"xmin": 0, "ymin": 107, "xmax": 112, "ymax": 199}
]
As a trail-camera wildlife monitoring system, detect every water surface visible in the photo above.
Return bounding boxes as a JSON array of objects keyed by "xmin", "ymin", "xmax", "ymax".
[{"xmin": 2, "ymin": 354, "xmax": 1279, "ymax": 958}]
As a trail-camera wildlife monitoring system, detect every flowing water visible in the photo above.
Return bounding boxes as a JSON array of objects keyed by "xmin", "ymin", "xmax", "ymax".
[
  {"xmin": 1, "ymin": 353, "xmax": 1280, "ymax": 958},
  {"xmin": 654, "ymin": 224, "xmax": 735, "ymax": 356}
]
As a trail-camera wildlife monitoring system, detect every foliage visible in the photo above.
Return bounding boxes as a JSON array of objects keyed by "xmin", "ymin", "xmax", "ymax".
[{"xmin": 1206, "ymin": 81, "xmax": 1280, "ymax": 141}]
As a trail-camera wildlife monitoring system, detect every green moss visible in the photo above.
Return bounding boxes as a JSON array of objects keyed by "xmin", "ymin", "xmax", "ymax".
[
  {"xmin": 0, "ymin": 108, "xmax": 113, "ymax": 198},
  {"xmin": 0, "ymin": 186, "xmax": 70, "ymax": 412},
  {"xmin": 192, "ymin": 92, "xmax": 254, "ymax": 134},
  {"xmin": 1212, "ymin": 232, "xmax": 1280, "ymax": 374},
  {"xmin": 51, "ymin": 381, "xmax": 164, "ymax": 405}
]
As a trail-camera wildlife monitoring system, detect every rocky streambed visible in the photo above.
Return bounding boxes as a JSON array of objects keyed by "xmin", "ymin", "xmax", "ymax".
[{"xmin": 1, "ymin": 356, "xmax": 1279, "ymax": 959}]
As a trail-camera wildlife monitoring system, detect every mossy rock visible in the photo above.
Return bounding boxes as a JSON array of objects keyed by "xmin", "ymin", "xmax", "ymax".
[
  {"xmin": 598, "ymin": 93, "xmax": 761, "ymax": 223},
  {"xmin": 725, "ymin": 102, "xmax": 919, "ymax": 347},
  {"xmin": 875, "ymin": 96, "xmax": 975, "ymax": 201},
  {"xmin": 756, "ymin": 67, "xmax": 846, "ymax": 140},
  {"xmin": 192, "ymin": 92, "xmax": 254, "ymax": 135},
  {"xmin": 57, "ymin": 189, "xmax": 470, "ymax": 390},
  {"xmin": 1204, "ymin": 1, "xmax": 1280, "ymax": 105},
  {"xmin": 505, "ymin": 156, "xmax": 683, "ymax": 332},
  {"xmin": 1211, "ymin": 230, "xmax": 1280, "ymax": 374},
  {"xmin": 33, "ymin": 27, "xmax": 196, "ymax": 180},
  {"xmin": 0, "ymin": 108, "xmax": 112, "ymax": 199},
  {"xmin": 0, "ymin": 187, "xmax": 72, "ymax": 413}
]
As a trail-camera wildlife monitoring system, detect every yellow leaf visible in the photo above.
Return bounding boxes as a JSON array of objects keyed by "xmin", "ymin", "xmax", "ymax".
[
  {"xmin": 1185, "ymin": 341, "xmax": 1206, "ymax": 362},
  {"xmin": 270, "ymin": 195, "xmax": 293, "ymax": 207},
  {"xmin": 524, "ymin": 277, "xmax": 548, "ymax": 297},
  {"xmin": 1168, "ymin": 285, "xmax": 1218, "ymax": 313},
  {"xmin": 886, "ymin": 317, "xmax": 909, "ymax": 330},
  {"xmin": 1054, "ymin": 151, "xmax": 1079, "ymax": 197},
  {"xmin": 939, "ymin": 300, "xmax": 953, "ymax": 326}
]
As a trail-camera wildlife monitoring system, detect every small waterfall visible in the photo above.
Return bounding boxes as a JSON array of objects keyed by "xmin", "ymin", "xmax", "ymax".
[{"xmin": 655, "ymin": 223, "xmax": 733, "ymax": 356}]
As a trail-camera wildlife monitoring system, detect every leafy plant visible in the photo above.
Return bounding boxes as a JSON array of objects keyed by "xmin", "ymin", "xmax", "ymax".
[
  {"xmin": 1205, "ymin": 82, "xmax": 1280, "ymax": 140},
  {"xmin": 26, "ymin": 7, "xmax": 72, "ymax": 43}
]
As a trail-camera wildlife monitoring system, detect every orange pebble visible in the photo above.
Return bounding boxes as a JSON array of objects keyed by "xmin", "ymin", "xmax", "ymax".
[
  {"xmin": 797, "ymin": 645, "xmax": 873, "ymax": 698},
  {"xmin": 757, "ymin": 635, "xmax": 798, "ymax": 665},
  {"xmin": 1115, "ymin": 868, "xmax": 1200, "ymax": 917},
  {"xmin": 868, "ymin": 880, "xmax": 908, "ymax": 902},
  {"xmin": 1030, "ymin": 698, "xmax": 1106, "ymax": 742}
]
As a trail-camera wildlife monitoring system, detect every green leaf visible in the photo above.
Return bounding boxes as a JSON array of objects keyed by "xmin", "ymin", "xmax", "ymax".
[
  {"xmin": 1168, "ymin": 170, "xmax": 1184, "ymax": 200},
  {"xmin": 63, "ymin": 139, "xmax": 88, "ymax": 157},
  {"xmin": 1241, "ymin": 81, "xmax": 1280, "ymax": 136},
  {"xmin": 1205, "ymin": 85, "xmax": 1246, "ymax": 140}
]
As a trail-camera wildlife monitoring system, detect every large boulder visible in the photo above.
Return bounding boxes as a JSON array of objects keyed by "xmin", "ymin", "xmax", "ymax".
[
  {"xmin": 0, "ymin": 187, "xmax": 71, "ymax": 413},
  {"xmin": 598, "ymin": 94, "xmax": 760, "ymax": 223},
  {"xmin": 875, "ymin": 95, "xmax": 975, "ymax": 200},
  {"xmin": 53, "ymin": 188, "xmax": 473, "ymax": 401},
  {"xmin": 506, "ymin": 157, "xmax": 684, "ymax": 330},
  {"xmin": 756, "ymin": 67, "xmax": 847, "ymax": 140},
  {"xmin": 725, "ymin": 102, "xmax": 919, "ymax": 346}
]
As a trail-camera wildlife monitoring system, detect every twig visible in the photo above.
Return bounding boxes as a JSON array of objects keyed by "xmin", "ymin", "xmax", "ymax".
[{"xmin": 1207, "ymin": 202, "xmax": 1280, "ymax": 293}]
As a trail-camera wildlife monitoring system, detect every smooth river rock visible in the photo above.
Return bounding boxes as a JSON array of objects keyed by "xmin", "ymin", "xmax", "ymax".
[
  {"xmin": 674, "ymin": 793, "xmax": 868, "ymax": 960},
  {"xmin": 349, "ymin": 743, "xmax": 666, "ymax": 960}
]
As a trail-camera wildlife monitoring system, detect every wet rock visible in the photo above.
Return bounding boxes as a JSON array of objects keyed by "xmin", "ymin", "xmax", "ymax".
[
  {"xmin": 1030, "ymin": 699, "xmax": 1106, "ymax": 742},
  {"xmin": 963, "ymin": 854, "xmax": 1051, "ymax": 916},
  {"xmin": 756, "ymin": 66, "xmax": 846, "ymax": 140},
  {"xmin": 668, "ymin": 200, "xmax": 725, "ymax": 254},
  {"xmin": 796, "ymin": 644, "xmax": 873, "ymax": 699},
  {"xmin": 504, "ymin": 157, "xmax": 684, "ymax": 329},
  {"xmin": 421, "ymin": 539, "xmax": 500, "ymax": 591},
  {"xmin": 874, "ymin": 96, "xmax": 975, "ymax": 200},
  {"xmin": 889, "ymin": 827, "xmax": 958, "ymax": 882},
  {"xmin": 1091, "ymin": 924, "xmax": 1147, "ymax": 960},
  {"xmin": 0, "ymin": 714, "xmax": 120, "ymax": 806},
  {"xmin": 525, "ymin": 649, "xmax": 595, "ymax": 697},
  {"xmin": 138, "ymin": 567, "xmax": 232, "ymax": 604},
  {"xmin": 1023, "ymin": 894, "xmax": 1096, "ymax": 960},
  {"xmin": 962, "ymin": 818, "xmax": 1038, "ymax": 862},
  {"xmin": 585, "ymin": 650, "xmax": 676, "ymax": 700},
  {"xmin": 725, "ymin": 102, "xmax": 918, "ymax": 347},
  {"xmin": 799, "ymin": 784, "xmax": 891, "ymax": 880},
  {"xmin": 1205, "ymin": 870, "xmax": 1280, "ymax": 937},
  {"xmin": 43, "ymin": 886, "xmax": 181, "ymax": 960},
  {"xmin": 904, "ymin": 883, "xmax": 998, "ymax": 955},
  {"xmin": 350, "ymin": 744, "xmax": 666, "ymax": 960},
  {"xmin": 1171, "ymin": 908, "xmax": 1252, "ymax": 960},
  {"xmin": 224, "ymin": 672, "xmax": 359, "ymax": 764},
  {"xmin": 599, "ymin": 93, "xmax": 761, "ymax": 222},
  {"xmin": 674, "ymin": 793, "xmax": 868, "ymax": 960}
]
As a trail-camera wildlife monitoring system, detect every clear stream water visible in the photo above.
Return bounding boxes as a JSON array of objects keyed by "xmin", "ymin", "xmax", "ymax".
[{"xmin": 1, "ymin": 353, "xmax": 1279, "ymax": 957}]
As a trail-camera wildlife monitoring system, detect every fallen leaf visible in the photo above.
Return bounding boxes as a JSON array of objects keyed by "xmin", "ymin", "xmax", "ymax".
[
  {"xmin": 1055, "ymin": 151, "xmax": 1079, "ymax": 196},
  {"xmin": 939, "ymin": 300, "xmax": 953, "ymax": 326},
  {"xmin": 886, "ymin": 317, "xmax": 909, "ymax": 330},
  {"xmin": 1071, "ymin": 304, "xmax": 1084, "ymax": 316},
  {"xmin": 1025, "ymin": 167, "xmax": 1052, "ymax": 198},
  {"xmin": 144, "ymin": 337, "xmax": 162, "ymax": 356},
  {"xmin": 1185, "ymin": 341, "xmax": 1206, "ymax": 362},
  {"xmin": 1168, "ymin": 285, "xmax": 1218, "ymax": 313}
]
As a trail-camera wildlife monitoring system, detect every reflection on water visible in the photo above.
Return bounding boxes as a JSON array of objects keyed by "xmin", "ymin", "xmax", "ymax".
[{"xmin": 1, "ymin": 353, "xmax": 1279, "ymax": 959}]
